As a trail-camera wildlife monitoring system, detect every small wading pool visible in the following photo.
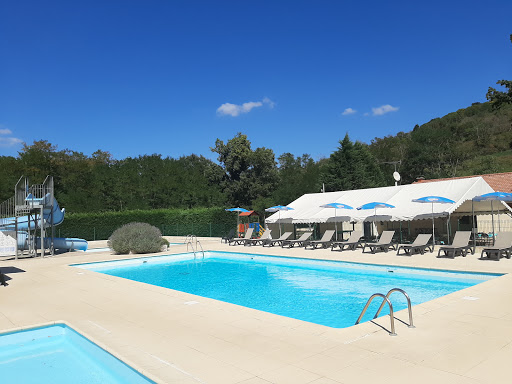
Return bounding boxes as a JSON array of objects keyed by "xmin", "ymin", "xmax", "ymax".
[
  {"xmin": 75, "ymin": 252, "xmax": 501, "ymax": 328},
  {"xmin": 0, "ymin": 324, "xmax": 155, "ymax": 384}
]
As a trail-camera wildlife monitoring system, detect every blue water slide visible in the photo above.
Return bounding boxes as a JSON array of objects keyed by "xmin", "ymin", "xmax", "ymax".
[{"xmin": 0, "ymin": 194, "xmax": 88, "ymax": 252}]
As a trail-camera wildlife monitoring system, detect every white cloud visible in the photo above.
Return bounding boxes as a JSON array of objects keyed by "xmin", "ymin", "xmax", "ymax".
[
  {"xmin": 0, "ymin": 128, "xmax": 12, "ymax": 135},
  {"xmin": 342, "ymin": 108, "xmax": 357, "ymax": 116},
  {"xmin": 372, "ymin": 104, "xmax": 399, "ymax": 116},
  {"xmin": 217, "ymin": 97, "xmax": 275, "ymax": 117},
  {"xmin": 363, "ymin": 112, "xmax": 369, "ymax": 116},
  {"xmin": 0, "ymin": 137, "xmax": 23, "ymax": 147}
]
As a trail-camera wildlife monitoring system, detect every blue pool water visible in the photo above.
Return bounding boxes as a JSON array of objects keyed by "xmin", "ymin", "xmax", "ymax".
[
  {"xmin": 0, "ymin": 324, "xmax": 155, "ymax": 383},
  {"xmin": 76, "ymin": 252, "xmax": 500, "ymax": 328}
]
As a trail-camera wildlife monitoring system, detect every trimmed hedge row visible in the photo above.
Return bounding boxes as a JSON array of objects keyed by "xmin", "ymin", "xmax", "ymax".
[{"xmin": 57, "ymin": 207, "xmax": 239, "ymax": 241}]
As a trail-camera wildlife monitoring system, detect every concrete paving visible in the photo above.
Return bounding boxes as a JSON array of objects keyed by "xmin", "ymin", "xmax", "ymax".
[{"xmin": 1, "ymin": 237, "xmax": 511, "ymax": 383}]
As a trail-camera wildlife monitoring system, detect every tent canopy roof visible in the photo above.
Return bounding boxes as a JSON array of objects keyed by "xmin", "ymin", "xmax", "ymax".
[{"xmin": 265, "ymin": 177, "xmax": 511, "ymax": 224}]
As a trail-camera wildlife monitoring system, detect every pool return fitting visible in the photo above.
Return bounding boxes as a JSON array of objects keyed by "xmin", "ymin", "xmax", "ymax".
[{"xmin": 355, "ymin": 288, "xmax": 415, "ymax": 336}]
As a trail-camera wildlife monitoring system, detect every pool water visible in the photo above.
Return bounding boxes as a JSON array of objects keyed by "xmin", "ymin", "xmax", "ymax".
[
  {"xmin": 77, "ymin": 252, "xmax": 499, "ymax": 328},
  {"xmin": 0, "ymin": 324, "xmax": 155, "ymax": 383}
]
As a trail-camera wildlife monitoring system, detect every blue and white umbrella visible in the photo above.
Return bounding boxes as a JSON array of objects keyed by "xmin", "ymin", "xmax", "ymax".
[
  {"xmin": 472, "ymin": 192, "xmax": 512, "ymax": 244},
  {"xmin": 357, "ymin": 202, "xmax": 395, "ymax": 237},
  {"xmin": 265, "ymin": 205, "xmax": 294, "ymax": 237},
  {"xmin": 412, "ymin": 196, "xmax": 455, "ymax": 248},
  {"xmin": 225, "ymin": 207, "xmax": 250, "ymax": 236},
  {"xmin": 320, "ymin": 203, "xmax": 353, "ymax": 240}
]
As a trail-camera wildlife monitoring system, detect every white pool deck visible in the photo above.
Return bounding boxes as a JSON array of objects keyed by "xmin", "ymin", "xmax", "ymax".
[{"xmin": 1, "ymin": 237, "xmax": 512, "ymax": 384}]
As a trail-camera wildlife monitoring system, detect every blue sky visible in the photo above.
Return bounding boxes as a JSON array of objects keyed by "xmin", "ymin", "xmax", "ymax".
[{"xmin": 1, "ymin": 1, "xmax": 511, "ymax": 161}]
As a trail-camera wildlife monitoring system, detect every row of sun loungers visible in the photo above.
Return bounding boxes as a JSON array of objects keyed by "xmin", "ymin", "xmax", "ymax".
[{"xmin": 225, "ymin": 228, "xmax": 512, "ymax": 260}]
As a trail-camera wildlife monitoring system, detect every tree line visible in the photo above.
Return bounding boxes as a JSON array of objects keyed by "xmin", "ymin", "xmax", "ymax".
[{"xmin": 1, "ymin": 96, "xmax": 511, "ymax": 216}]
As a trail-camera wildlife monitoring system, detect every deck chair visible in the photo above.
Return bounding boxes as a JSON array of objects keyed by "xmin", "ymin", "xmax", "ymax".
[
  {"xmin": 304, "ymin": 230, "xmax": 335, "ymax": 249},
  {"xmin": 331, "ymin": 231, "xmax": 363, "ymax": 251},
  {"xmin": 281, "ymin": 232, "xmax": 313, "ymax": 248},
  {"xmin": 263, "ymin": 231, "xmax": 292, "ymax": 247},
  {"xmin": 229, "ymin": 227, "xmax": 254, "ymax": 246},
  {"xmin": 480, "ymin": 232, "xmax": 512, "ymax": 260},
  {"xmin": 221, "ymin": 228, "xmax": 235, "ymax": 243},
  {"xmin": 245, "ymin": 229, "xmax": 272, "ymax": 246},
  {"xmin": 437, "ymin": 231, "xmax": 473, "ymax": 258},
  {"xmin": 396, "ymin": 234, "xmax": 433, "ymax": 256},
  {"xmin": 363, "ymin": 231, "xmax": 396, "ymax": 253}
]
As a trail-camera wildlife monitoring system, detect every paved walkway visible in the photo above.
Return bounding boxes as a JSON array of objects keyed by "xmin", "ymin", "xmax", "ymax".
[{"xmin": 1, "ymin": 238, "xmax": 511, "ymax": 383}]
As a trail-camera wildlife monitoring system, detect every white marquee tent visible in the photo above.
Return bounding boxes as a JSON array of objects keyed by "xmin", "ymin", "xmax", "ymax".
[{"xmin": 266, "ymin": 177, "xmax": 511, "ymax": 224}]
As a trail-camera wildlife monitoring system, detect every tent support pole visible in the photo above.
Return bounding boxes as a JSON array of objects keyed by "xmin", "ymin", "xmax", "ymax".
[
  {"xmin": 446, "ymin": 214, "xmax": 451, "ymax": 244},
  {"xmin": 472, "ymin": 199, "xmax": 476, "ymax": 250},
  {"xmin": 431, "ymin": 202, "xmax": 435, "ymax": 249},
  {"xmin": 491, "ymin": 201, "xmax": 495, "ymax": 246},
  {"xmin": 334, "ymin": 208, "xmax": 338, "ymax": 241}
]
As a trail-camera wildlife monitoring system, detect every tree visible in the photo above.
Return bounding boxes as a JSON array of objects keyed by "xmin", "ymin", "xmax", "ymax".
[
  {"xmin": 211, "ymin": 133, "xmax": 278, "ymax": 207},
  {"xmin": 321, "ymin": 134, "xmax": 386, "ymax": 191},
  {"xmin": 273, "ymin": 153, "xmax": 321, "ymax": 204},
  {"xmin": 486, "ymin": 34, "xmax": 512, "ymax": 109}
]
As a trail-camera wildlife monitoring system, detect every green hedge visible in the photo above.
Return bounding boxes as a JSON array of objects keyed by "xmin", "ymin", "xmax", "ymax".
[{"xmin": 57, "ymin": 207, "xmax": 238, "ymax": 241}]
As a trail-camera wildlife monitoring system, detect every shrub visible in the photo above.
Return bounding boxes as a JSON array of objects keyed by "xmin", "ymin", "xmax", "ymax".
[{"xmin": 108, "ymin": 222, "xmax": 164, "ymax": 254}]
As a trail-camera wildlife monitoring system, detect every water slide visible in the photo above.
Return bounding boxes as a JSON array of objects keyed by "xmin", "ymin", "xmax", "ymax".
[{"xmin": 0, "ymin": 194, "xmax": 88, "ymax": 252}]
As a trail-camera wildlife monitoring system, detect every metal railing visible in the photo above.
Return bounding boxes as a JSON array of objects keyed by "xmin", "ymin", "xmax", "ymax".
[
  {"xmin": 355, "ymin": 288, "xmax": 415, "ymax": 336},
  {"xmin": 185, "ymin": 235, "xmax": 204, "ymax": 259}
]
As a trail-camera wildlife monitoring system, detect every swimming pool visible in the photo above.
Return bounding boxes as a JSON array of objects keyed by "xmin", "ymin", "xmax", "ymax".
[
  {"xmin": 76, "ymin": 252, "xmax": 500, "ymax": 328},
  {"xmin": 0, "ymin": 324, "xmax": 155, "ymax": 383}
]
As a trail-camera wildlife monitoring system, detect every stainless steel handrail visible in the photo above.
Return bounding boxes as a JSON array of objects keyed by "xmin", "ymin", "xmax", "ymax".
[
  {"xmin": 185, "ymin": 235, "xmax": 204, "ymax": 259},
  {"xmin": 374, "ymin": 288, "xmax": 415, "ymax": 328},
  {"xmin": 355, "ymin": 293, "xmax": 397, "ymax": 336}
]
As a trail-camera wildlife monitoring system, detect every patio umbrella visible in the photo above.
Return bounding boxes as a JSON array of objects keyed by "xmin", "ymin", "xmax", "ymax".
[
  {"xmin": 225, "ymin": 207, "xmax": 250, "ymax": 237},
  {"xmin": 472, "ymin": 192, "xmax": 512, "ymax": 245},
  {"xmin": 319, "ymin": 203, "xmax": 353, "ymax": 241},
  {"xmin": 357, "ymin": 202, "xmax": 395, "ymax": 238},
  {"xmin": 265, "ymin": 205, "xmax": 294, "ymax": 237},
  {"xmin": 412, "ymin": 196, "xmax": 455, "ymax": 249}
]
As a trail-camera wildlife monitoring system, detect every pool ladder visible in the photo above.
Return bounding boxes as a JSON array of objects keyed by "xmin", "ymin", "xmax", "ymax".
[
  {"xmin": 355, "ymin": 288, "xmax": 415, "ymax": 336},
  {"xmin": 185, "ymin": 235, "xmax": 205, "ymax": 259}
]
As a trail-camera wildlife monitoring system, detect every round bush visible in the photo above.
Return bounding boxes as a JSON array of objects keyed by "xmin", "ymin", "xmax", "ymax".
[{"xmin": 108, "ymin": 222, "xmax": 164, "ymax": 254}]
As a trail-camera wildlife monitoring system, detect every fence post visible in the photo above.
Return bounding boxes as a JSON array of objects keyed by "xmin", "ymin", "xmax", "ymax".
[
  {"xmin": 191, "ymin": 223, "xmax": 194, "ymax": 235},
  {"xmin": 176, "ymin": 223, "xmax": 179, "ymax": 236},
  {"xmin": 93, "ymin": 227, "xmax": 96, "ymax": 241}
]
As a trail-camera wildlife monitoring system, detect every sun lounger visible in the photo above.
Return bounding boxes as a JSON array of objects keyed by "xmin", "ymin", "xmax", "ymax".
[
  {"xmin": 229, "ymin": 227, "xmax": 254, "ymax": 246},
  {"xmin": 437, "ymin": 231, "xmax": 473, "ymax": 258},
  {"xmin": 262, "ymin": 231, "xmax": 292, "ymax": 247},
  {"xmin": 480, "ymin": 232, "xmax": 512, "ymax": 260},
  {"xmin": 221, "ymin": 228, "xmax": 235, "ymax": 243},
  {"xmin": 304, "ymin": 230, "xmax": 335, "ymax": 249},
  {"xmin": 245, "ymin": 229, "xmax": 272, "ymax": 246},
  {"xmin": 363, "ymin": 231, "xmax": 396, "ymax": 253},
  {"xmin": 281, "ymin": 232, "xmax": 313, "ymax": 248},
  {"xmin": 331, "ymin": 231, "xmax": 363, "ymax": 251},
  {"xmin": 396, "ymin": 234, "xmax": 433, "ymax": 255}
]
